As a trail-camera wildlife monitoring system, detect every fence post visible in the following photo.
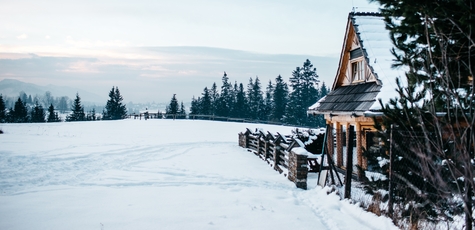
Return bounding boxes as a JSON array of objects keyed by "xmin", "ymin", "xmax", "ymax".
[
  {"xmin": 288, "ymin": 149, "xmax": 308, "ymax": 190},
  {"xmin": 344, "ymin": 125, "xmax": 355, "ymax": 199},
  {"xmin": 336, "ymin": 122, "xmax": 343, "ymax": 167},
  {"xmin": 273, "ymin": 142, "xmax": 281, "ymax": 172},
  {"xmin": 238, "ymin": 129, "xmax": 251, "ymax": 148},
  {"xmin": 388, "ymin": 124, "xmax": 394, "ymax": 215},
  {"xmin": 257, "ymin": 132, "xmax": 265, "ymax": 157}
]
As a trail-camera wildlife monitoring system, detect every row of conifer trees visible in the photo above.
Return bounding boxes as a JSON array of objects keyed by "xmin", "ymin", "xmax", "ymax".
[
  {"xmin": 189, "ymin": 59, "xmax": 329, "ymax": 127},
  {"xmin": 0, "ymin": 86, "xmax": 127, "ymax": 123}
]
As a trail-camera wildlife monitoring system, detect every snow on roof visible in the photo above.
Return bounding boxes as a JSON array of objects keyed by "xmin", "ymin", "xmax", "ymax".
[{"xmin": 351, "ymin": 13, "xmax": 407, "ymax": 110}]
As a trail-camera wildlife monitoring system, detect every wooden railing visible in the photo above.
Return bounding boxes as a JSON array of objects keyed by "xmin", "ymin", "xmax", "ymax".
[{"xmin": 239, "ymin": 128, "xmax": 321, "ymax": 189}]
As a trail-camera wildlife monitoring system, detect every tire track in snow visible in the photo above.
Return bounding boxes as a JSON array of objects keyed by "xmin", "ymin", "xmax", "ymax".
[{"xmin": 0, "ymin": 141, "xmax": 290, "ymax": 195}]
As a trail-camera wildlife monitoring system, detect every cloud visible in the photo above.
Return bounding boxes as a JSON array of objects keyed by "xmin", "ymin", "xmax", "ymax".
[
  {"xmin": 0, "ymin": 46, "xmax": 339, "ymax": 103},
  {"xmin": 16, "ymin": 34, "xmax": 27, "ymax": 39},
  {"xmin": 61, "ymin": 61, "xmax": 100, "ymax": 73},
  {"xmin": 45, "ymin": 35, "xmax": 50, "ymax": 39},
  {"xmin": 65, "ymin": 37, "xmax": 131, "ymax": 48}
]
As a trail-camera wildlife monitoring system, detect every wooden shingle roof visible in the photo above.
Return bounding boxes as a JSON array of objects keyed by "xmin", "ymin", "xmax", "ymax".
[{"xmin": 310, "ymin": 82, "xmax": 381, "ymax": 113}]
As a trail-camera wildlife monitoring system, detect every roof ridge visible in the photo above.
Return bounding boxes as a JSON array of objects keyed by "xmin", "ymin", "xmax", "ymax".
[{"xmin": 350, "ymin": 12, "xmax": 382, "ymax": 17}]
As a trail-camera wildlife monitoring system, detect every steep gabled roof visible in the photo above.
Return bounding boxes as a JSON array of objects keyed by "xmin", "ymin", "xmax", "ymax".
[{"xmin": 308, "ymin": 12, "xmax": 405, "ymax": 115}]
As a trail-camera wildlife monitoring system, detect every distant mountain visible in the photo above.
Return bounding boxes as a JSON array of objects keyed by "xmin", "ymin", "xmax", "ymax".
[{"xmin": 0, "ymin": 79, "xmax": 105, "ymax": 104}]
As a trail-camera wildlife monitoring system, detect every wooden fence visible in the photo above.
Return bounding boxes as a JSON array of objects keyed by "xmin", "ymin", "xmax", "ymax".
[{"xmin": 238, "ymin": 128, "xmax": 321, "ymax": 189}]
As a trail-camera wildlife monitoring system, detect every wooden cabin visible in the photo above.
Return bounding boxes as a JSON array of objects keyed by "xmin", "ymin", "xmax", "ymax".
[{"xmin": 307, "ymin": 12, "xmax": 405, "ymax": 170}]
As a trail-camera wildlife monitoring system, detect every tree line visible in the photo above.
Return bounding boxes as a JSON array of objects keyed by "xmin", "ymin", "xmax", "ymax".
[
  {"xmin": 0, "ymin": 86, "xmax": 127, "ymax": 123},
  {"xmin": 1, "ymin": 91, "xmax": 74, "ymax": 114},
  {"xmin": 188, "ymin": 59, "xmax": 329, "ymax": 127}
]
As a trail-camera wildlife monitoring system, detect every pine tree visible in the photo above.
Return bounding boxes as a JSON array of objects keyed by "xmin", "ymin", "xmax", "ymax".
[
  {"xmin": 262, "ymin": 80, "xmax": 274, "ymax": 121},
  {"xmin": 272, "ymin": 75, "xmax": 289, "ymax": 122},
  {"xmin": 30, "ymin": 101, "xmax": 45, "ymax": 123},
  {"xmin": 166, "ymin": 94, "xmax": 179, "ymax": 115},
  {"xmin": 10, "ymin": 97, "xmax": 28, "ymax": 123},
  {"xmin": 229, "ymin": 81, "xmax": 239, "ymax": 117},
  {"xmin": 0, "ymin": 95, "xmax": 6, "ymax": 123},
  {"xmin": 210, "ymin": 82, "xmax": 219, "ymax": 115},
  {"xmin": 103, "ymin": 86, "xmax": 127, "ymax": 120},
  {"xmin": 66, "ymin": 93, "xmax": 85, "ymax": 122},
  {"xmin": 311, "ymin": 81, "xmax": 330, "ymax": 127},
  {"xmin": 47, "ymin": 104, "xmax": 61, "ymax": 122},
  {"xmin": 178, "ymin": 101, "xmax": 186, "ymax": 115},
  {"xmin": 363, "ymin": 1, "xmax": 475, "ymax": 227},
  {"xmin": 247, "ymin": 77, "xmax": 264, "ymax": 120},
  {"xmin": 19, "ymin": 92, "xmax": 28, "ymax": 106},
  {"xmin": 233, "ymin": 83, "xmax": 247, "ymax": 118},
  {"xmin": 87, "ymin": 108, "xmax": 97, "ymax": 121},
  {"xmin": 179, "ymin": 102, "xmax": 186, "ymax": 115},
  {"xmin": 287, "ymin": 59, "xmax": 319, "ymax": 126},
  {"xmin": 216, "ymin": 72, "xmax": 233, "ymax": 117},
  {"xmin": 319, "ymin": 81, "xmax": 329, "ymax": 97},
  {"xmin": 190, "ymin": 96, "xmax": 201, "ymax": 115},
  {"xmin": 200, "ymin": 87, "xmax": 212, "ymax": 115}
]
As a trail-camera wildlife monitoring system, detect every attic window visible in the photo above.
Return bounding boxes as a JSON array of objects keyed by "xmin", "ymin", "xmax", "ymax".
[{"xmin": 352, "ymin": 61, "xmax": 365, "ymax": 82}]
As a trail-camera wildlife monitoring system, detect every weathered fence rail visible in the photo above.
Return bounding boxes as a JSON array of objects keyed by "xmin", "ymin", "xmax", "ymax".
[{"xmin": 239, "ymin": 128, "xmax": 321, "ymax": 189}]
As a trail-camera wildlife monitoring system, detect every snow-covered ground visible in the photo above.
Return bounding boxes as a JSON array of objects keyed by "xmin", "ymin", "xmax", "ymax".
[{"xmin": 0, "ymin": 119, "xmax": 397, "ymax": 230}]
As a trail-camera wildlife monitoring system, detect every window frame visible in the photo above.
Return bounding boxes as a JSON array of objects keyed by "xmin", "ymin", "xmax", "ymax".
[{"xmin": 351, "ymin": 59, "xmax": 365, "ymax": 82}]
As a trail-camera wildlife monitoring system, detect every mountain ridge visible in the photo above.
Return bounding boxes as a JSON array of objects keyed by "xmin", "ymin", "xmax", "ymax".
[{"xmin": 0, "ymin": 79, "xmax": 105, "ymax": 105}]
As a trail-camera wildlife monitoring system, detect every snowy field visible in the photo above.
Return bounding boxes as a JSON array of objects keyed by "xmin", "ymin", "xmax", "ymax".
[{"xmin": 0, "ymin": 119, "xmax": 397, "ymax": 230}]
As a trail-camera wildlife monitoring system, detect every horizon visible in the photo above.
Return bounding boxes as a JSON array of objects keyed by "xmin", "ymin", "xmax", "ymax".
[{"xmin": 0, "ymin": 0, "xmax": 380, "ymax": 104}]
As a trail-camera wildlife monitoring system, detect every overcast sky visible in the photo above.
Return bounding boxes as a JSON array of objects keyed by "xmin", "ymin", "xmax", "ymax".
[{"xmin": 0, "ymin": 0, "xmax": 379, "ymax": 104}]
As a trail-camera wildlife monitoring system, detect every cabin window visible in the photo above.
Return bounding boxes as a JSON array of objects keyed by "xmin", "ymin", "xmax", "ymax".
[{"xmin": 351, "ymin": 61, "xmax": 364, "ymax": 82}]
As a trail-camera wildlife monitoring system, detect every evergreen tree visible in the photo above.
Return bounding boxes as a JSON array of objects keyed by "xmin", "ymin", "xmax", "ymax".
[
  {"xmin": 66, "ymin": 93, "xmax": 85, "ymax": 122},
  {"xmin": 47, "ymin": 104, "xmax": 61, "ymax": 122},
  {"xmin": 287, "ymin": 59, "xmax": 319, "ymax": 126},
  {"xmin": 179, "ymin": 101, "xmax": 186, "ymax": 115},
  {"xmin": 216, "ymin": 72, "xmax": 233, "ymax": 117},
  {"xmin": 247, "ymin": 77, "xmax": 264, "ymax": 120},
  {"xmin": 262, "ymin": 80, "xmax": 274, "ymax": 121},
  {"xmin": 87, "ymin": 108, "xmax": 97, "ymax": 121},
  {"xmin": 190, "ymin": 96, "xmax": 201, "ymax": 115},
  {"xmin": 103, "ymin": 86, "xmax": 127, "ymax": 120},
  {"xmin": 0, "ymin": 95, "xmax": 5, "ymax": 123},
  {"xmin": 287, "ymin": 67, "xmax": 303, "ymax": 125},
  {"xmin": 230, "ymin": 81, "xmax": 239, "ymax": 117},
  {"xmin": 166, "ymin": 94, "xmax": 179, "ymax": 115},
  {"xmin": 362, "ymin": 1, "xmax": 475, "ymax": 227},
  {"xmin": 30, "ymin": 101, "xmax": 45, "ymax": 123},
  {"xmin": 272, "ymin": 75, "xmax": 289, "ymax": 122},
  {"xmin": 319, "ymin": 81, "xmax": 329, "ymax": 98},
  {"xmin": 19, "ymin": 92, "xmax": 28, "ymax": 106},
  {"xmin": 210, "ymin": 82, "xmax": 219, "ymax": 115},
  {"xmin": 200, "ymin": 87, "xmax": 212, "ymax": 115},
  {"xmin": 311, "ymin": 81, "xmax": 330, "ymax": 127},
  {"xmin": 233, "ymin": 83, "xmax": 247, "ymax": 118},
  {"xmin": 10, "ymin": 97, "xmax": 28, "ymax": 123}
]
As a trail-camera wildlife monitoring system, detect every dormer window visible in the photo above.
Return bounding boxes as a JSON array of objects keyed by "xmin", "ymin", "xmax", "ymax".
[{"xmin": 352, "ymin": 60, "xmax": 364, "ymax": 82}]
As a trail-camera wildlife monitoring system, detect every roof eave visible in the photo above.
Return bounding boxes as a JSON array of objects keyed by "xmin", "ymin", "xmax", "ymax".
[{"xmin": 307, "ymin": 110, "xmax": 367, "ymax": 117}]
